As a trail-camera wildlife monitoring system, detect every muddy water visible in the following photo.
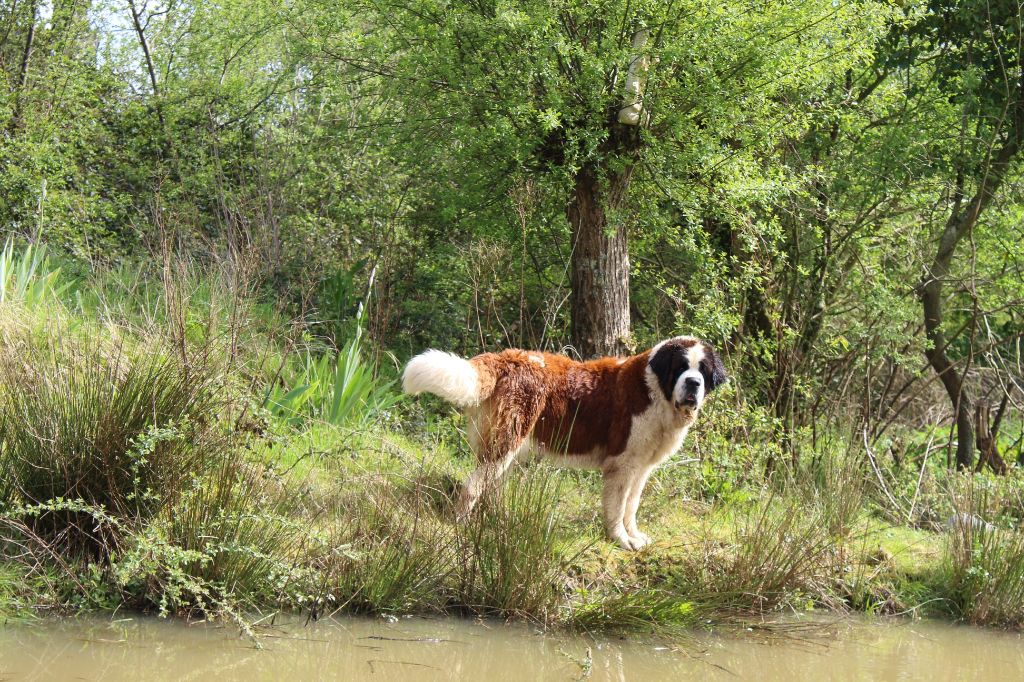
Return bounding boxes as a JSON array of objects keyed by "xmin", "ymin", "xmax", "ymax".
[{"xmin": 0, "ymin": 615, "xmax": 1021, "ymax": 681}]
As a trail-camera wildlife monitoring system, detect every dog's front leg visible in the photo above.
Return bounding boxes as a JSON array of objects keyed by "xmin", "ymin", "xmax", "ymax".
[
  {"xmin": 602, "ymin": 464, "xmax": 642, "ymax": 550},
  {"xmin": 623, "ymin": 465, "xmax": 655, "ymax": 548}
]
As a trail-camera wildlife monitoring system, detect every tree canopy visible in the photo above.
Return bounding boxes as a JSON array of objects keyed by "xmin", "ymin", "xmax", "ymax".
[{"xmin": 1, "ymin": 0, "xmax": 1022, "ymax": 468}]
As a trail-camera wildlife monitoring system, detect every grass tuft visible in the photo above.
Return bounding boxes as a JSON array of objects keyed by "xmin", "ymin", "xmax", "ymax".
[
  {"xmin": 944, "ymin": 483, "xmax": 1024, "ymax": 627},
  {"xmin": 0, "ymin": 326, "xmax": 219, "ymax": 559},
  {"xmin": 451, "ymin": 467, "xmax": 568, "ymax": 620}
]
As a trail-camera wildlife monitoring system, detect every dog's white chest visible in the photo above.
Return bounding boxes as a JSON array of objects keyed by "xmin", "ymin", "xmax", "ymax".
[{"xmin": 626, "ymin": 403, "xmax": 693, "ymax": 466}]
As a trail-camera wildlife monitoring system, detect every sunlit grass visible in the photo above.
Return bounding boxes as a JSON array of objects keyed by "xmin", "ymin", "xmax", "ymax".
[{"xmin": 4, "ymin": 240, "xmax": 1024, "ymax": 634}]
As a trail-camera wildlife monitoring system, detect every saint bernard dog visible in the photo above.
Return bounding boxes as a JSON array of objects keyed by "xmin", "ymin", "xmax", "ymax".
[{"xmin": 402, "ymin": 336, "xmax": 727, "ymax": 550}]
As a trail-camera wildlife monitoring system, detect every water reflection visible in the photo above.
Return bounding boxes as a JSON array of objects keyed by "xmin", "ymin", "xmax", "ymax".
[{"xmin": 0, "ymin": 614, "xmax": 1021, "ymax": 681}]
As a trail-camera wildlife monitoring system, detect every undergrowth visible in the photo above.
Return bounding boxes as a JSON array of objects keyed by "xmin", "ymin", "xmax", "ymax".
[{"xmin": 3, "ymin": 241, "xmax": 1024, "ymax": 634}]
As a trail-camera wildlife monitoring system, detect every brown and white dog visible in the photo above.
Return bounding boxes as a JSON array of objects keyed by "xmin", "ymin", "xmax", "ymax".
[{"xmin": 402, "ymin": 336, "xmax": 727, "ymax": 550}]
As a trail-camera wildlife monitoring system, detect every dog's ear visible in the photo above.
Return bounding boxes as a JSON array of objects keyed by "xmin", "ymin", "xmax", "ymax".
[
  {"xmin": 704, "ymin": 343, "xmax": 728, "ymax": 392},
  {"xmin": 648, "ymin": 343, "xmax": 679, "ymax": 401}
]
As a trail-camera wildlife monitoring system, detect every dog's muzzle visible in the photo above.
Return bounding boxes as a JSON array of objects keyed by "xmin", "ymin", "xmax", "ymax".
[{"xmin": 675, "ymin": 377, "xmax": 702, "ymax": 409}]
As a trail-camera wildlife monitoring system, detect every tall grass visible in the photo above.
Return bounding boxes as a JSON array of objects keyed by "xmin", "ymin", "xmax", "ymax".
[
  {"xmin": 944, "ymin": 483, "xmax": 1024, "ymax": 627},
  {"xmin": 0, "ymin": 244, "xmax": 411, "ymax": 623},
  {"xmin": 314, "ymin": 465, "xmax": 569, "ymax": 621},
  {"xmin": 561, "ymin": 463, "xmax": 866, "ymax": 631},
  {"xmin": 0, "ymin": 326, "xmax": 219, "ymax": 557},
  {"xmin": 323, "ymin": 476, "xmax": 454, "ymax": 615},
  {"xmin": 718, "ymin": 494, "xmax": 841, "ymax": 609},
  {"xmin": 113, "ymin": 454, "xmax": 313, "ymax": 617},
  {"xmin": 451, "ymin": 468, "xmax": 568, "ymax": 619},
  {"xmin": 14, "ymin": 240, "xmax": 1024, "ymax": 634},
  {"xmin": 0, "ymin": 245, "xmax": 320, "ymax": 619},
  {"xmin": 0, "ymin": 307, "xmax": 320, "ymax": 619}
]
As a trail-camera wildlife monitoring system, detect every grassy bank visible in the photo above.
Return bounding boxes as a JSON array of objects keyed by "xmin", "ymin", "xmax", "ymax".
[{"xmin": 2, "ymin": 242, "xmax": 1024, "ymax": 634}]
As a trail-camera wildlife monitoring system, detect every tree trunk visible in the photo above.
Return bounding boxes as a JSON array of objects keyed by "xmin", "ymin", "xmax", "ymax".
[
  {"xmin": 567, "ymin": 162, "xmax": 633, "ymax": 358},
  {"xmin": 917, "ymin": 135, "xmax": 1019, "ymax": 469},
  {"xmin": 8, "ymin": 0, "xmax": 38, "ymax": 133},
  {"xmin": 975, "ymin": 402, "xmax": 1008, "ymax": 475},
  {"xmin": 920, "ymin": 273, "xmax": 976, "ymax": 469}
]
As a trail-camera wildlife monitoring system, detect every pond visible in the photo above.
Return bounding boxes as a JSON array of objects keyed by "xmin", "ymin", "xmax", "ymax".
[{"xmin": 0, "ymin": 614, "xmax": 1021, "ymax": 680}]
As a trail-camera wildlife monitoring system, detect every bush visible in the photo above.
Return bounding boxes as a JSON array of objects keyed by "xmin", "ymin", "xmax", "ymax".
[
  {"xmin": 112, "ymin": 456, "xmax": 311, "ymax": 617},
  {"xmin": 944, "ymin": 483, "xmax": 1024, "ymax": 627},
  {"xmin": 0, "ymin": 325, "xmax": 219, "ymax": 558},
  {"xmin": 450, "ymin": 468, "xmax": 567, "ymax": 620}
]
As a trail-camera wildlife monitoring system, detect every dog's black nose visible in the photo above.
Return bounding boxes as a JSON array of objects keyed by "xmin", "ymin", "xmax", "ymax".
[{"xmin": 684, "ymin": 377, "xmax": 702, "ymax": 390}]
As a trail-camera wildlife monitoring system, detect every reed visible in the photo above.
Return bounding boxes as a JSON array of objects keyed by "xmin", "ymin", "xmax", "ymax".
[
  {"xmin": 944, "ymin": 483, "xmax": 1024, "ymax": 627},
  {"xmin": 450, "ymin": 467, "xmax": 568, "ymax": 620}
]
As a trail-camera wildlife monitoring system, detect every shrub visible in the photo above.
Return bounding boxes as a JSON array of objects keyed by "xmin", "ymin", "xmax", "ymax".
[
  {"xmin": 944, "ymin": 483, "xmax": 1024, "ymax": 627},
  {"xmin": 0, "ymin": 316, "xmax": 219, "ymax": 557},
  {"xmin": 450, "ymin": 467, "xmax": 567, "ymax": 620},
  {"xmin": 112, "ymin": 456, "xmax": 311, "ymax": 616}
]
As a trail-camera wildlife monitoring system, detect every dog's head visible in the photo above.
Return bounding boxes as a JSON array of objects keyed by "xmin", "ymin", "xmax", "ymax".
[{"xmin": 647, "ymin": 336, "xmax": 728, "ymax": 413}]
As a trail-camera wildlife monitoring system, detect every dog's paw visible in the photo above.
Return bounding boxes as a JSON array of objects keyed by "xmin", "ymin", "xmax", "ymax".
[
  {"xmin": 628, "ymin": 531, "xmax": 652, "ymax": 549},
  {"xmin": 617, "ymin": 536, "xmax": 639, "ymax": 551},
  {"xmin": 608, "ymin": 526, "xmax": 635, "ymax": 551},
  {"xmin": 611, "ymin": 528, "xmax": 649, "ymax": 551}
]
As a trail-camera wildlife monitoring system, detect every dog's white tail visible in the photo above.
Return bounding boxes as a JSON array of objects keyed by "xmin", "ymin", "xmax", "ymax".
[{"xmin": 402, "ymin": 350, "xmax": 480, "ymax": 408}]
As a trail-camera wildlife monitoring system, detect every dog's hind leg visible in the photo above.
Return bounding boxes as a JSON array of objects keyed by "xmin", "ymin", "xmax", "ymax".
[
  {"xmin": 457, "ymin": 379, "xmax": 542, "ymax": 520},
  {"xmin": 456, "ymin": 448, "xmax": 519, "ymax": 519},
  {"xmin": 622, "ymin": 465, "xmax": 655, "ymax": 548}
]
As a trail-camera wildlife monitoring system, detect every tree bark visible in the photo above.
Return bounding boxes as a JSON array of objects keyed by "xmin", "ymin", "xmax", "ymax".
[
  {"xmin": 8, "ymin": 0, "xmax": 38, "ymax": 132},
  {"xmin": 567, "ymin": 161, "xmax": 633, "ymax": 358},
  {"xmin": 128, "ymin": 0, "xmax": 161, "ymax": 103},
  {"xmin": 975, "ymin": 401, "xmax": 1008, "ymax": 474},
  {"xmin": 561, "ymin": 20, "xmax": 648, "ymax": 359},
  {"xmin": 917, "ymin": 135, "xmax": 1019, "ymax": 469},
  {"xmin": 920, "ymin": 273, "xmax": 976, "ymax": 470}
]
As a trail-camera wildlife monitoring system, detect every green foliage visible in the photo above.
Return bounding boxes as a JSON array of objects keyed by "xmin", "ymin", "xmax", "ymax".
[
  {"xmin": 0, "ymin": 239, "xmax": 68, "ymax": 307},
  {"xmin": 0, "ymin": 327, "xmax": 219, "ymax": 556},
  {"xmin": 323, "ymin": 478, "xmax": 453, "ymax": 615},
  {"xmin": 315, "ymin": 335, "xmax": 401, "ymax": 427},
  {"xmin": 114, "ymin": 458, "xmax": 310, "ymax": 617},
  {"xmin": 568, "ymin": 590, "xmax": 698, "ymax": 634},
  {"xmin": 265, "ymin": 261, "xmax": 403, "ymax": 430},
  {"xmin": 264, "ymin": 333, "xmax": 402, "ymax": 430},
  {"xmin": 3, "ymin": 0, "xmax": 1024, "ymax": 638}
]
